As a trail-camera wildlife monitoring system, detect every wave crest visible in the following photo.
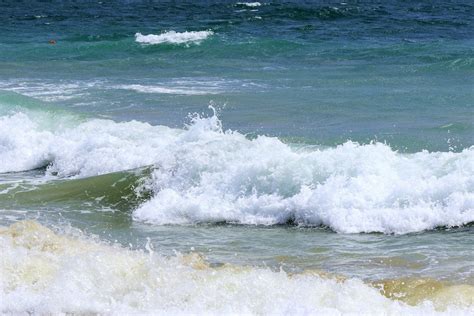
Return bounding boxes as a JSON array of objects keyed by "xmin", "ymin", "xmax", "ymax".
[
  {"xmin": 236, "ymin": 2, "xmax": 262, "ymax": 7},
  {"xmin": 135, "ymin": 30, "xmax": 213, "ymax": 45}
]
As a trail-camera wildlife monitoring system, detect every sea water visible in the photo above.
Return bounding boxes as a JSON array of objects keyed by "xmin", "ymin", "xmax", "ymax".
[{"xmin": 0, "ymin": 1, "xmax": 473, "ymax": 314}]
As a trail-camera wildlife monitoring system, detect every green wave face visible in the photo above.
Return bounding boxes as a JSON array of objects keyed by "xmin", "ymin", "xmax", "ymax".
[{"xmin": 0, "ymin": 166, "xmax": 153, "ymax": 212}]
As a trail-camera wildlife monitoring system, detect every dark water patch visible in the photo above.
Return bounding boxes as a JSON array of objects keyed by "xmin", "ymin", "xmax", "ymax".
[
  {"xmin": 270, "ymin": 5, "xmax": 360, "ymax": 21},
  {"xmin": 64, "ymin": 33, "xmax": 130, "ymax": 43},
  {"xmin": 137, "ymin": 218, "xmax": 474, "ymax": 235}
]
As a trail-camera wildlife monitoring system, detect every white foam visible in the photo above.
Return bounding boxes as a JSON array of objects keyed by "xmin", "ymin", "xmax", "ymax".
[
  {"xmin": 116, "ymin": 84, "xmax": 220, "ymax": 95},
  {"xmin": 1, "ymin": 221, "xmax": 472, "ymax": 315},
  {"xmin": 0, "ymin": 113, "xmax": 54, "ymax": 173},
  {"xmin": 135, "ymin": 30, "xmax": 213, "ymax": 45},
  {"xmin": 1, "ymin": 109, "xmax": 473, "ymax": 234},
  {"xmin": 237, "ymin": 2, "xmax": 262, "ymax": 7},
  {"xmin": 0, "ymin": 81, "xmax": 88, "ymax": 102}
]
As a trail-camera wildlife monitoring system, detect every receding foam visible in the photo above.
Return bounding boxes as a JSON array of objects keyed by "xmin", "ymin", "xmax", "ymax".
[{"xmin": 1, "ymin": 221, "xmax": 473, "ymax": 315}]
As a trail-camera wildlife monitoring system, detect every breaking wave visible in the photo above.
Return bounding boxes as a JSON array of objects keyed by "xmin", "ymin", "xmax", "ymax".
[
  {"xmin": 135, "ymin": 30, "xmax": 213, "ymax": 45},
  {"xmin": 1, "ymin": 95, "xmax": 473, "ymax": 234},
  {"xmin": 236, "ymin": 2, "xmax": 262, "ymax": 7}
]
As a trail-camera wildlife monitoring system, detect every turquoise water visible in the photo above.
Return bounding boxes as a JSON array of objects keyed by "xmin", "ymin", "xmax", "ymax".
[
  {"xmin": 1, "ymin": 1, "xmax": 473, "ymax": 314},
  {"xmin": 1, "ymin": 1, "xmax": 472, "ymax": 151}
]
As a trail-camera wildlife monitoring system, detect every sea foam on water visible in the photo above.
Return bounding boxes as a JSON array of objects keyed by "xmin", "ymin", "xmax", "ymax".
[{"xmin": 1, "ymin": 221, "xmax": 473, "ymax": 315}]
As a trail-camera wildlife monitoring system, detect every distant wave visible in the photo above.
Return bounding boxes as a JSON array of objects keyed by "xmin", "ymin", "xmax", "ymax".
[
  {"xmin": 116, "ymin": 84, "xmax": 220, "ymax": 95},
  {"xmin": 1, "ymin": 101, "xmax": 473, "ymax": 234},
  {"xmin": 135, "ymin": 30, "xmax": 213, "ymax": 45},
  {"xmin": 236, "ymin": 2, "xmax": 262, "ymax": 7}
]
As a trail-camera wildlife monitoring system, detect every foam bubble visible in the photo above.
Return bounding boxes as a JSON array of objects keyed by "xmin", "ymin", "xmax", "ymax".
[
  {"xmin": 1, "ymin": 221, "xmax": 472, "ymax": 315},
  {"xmin": 1, "ymin": 109, "xmax": 473, "ymax": 234},
  {"xmin": 135, "ymin": 30, "xmax": 213, "ymax": 45}
]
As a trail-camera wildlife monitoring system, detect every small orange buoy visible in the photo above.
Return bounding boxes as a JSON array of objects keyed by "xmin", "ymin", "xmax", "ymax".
[{"xmin": 48, "ymin": 40, "xmax": 56, "ymax": 45}]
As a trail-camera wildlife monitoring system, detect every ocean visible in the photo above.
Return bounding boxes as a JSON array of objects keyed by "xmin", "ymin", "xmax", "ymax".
[{"xmin": 0, "ymin": 0, "xmax": 473, "ymax": 314}]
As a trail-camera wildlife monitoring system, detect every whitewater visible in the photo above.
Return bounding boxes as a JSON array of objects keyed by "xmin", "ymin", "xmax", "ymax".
[
  {"xmin": 1, "ymin": 1, "xmax": 473, "ymax": 315},
  {"xmin": 1, "ymin": 220, "xmax": 473, "ymax": 315},
  {"xmin": 135, "ymin": 30, "xmax": 214, "ymax": 45},
  {"xmin": 1, "ymin": 104, "xmax": 473, "ymax": 234}
]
